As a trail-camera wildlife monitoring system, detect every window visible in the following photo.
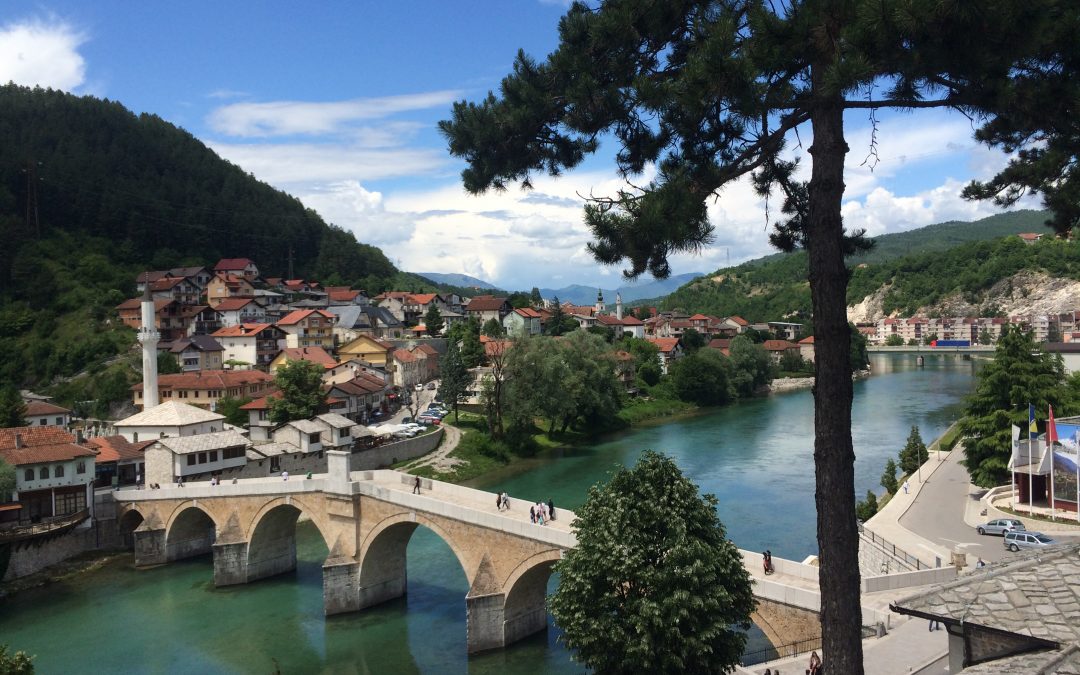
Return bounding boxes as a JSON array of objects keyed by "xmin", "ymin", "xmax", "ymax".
[
  {"xmin": 55, "ymin": 465, "xmax": 65, "ymax": 478},
  {"xmin": 133, "ymin": 432, "xmax": 138, "ymax": 442},
  {"xmin": 77, "ymin": 461, "xmax": 86, "ymax": 474},
  {"xmin": 39, "ymin": 467, "xmax": 49, "ymax": 480},
  {"xmin": 24, "ymin": 469, "xmax": 33, "ymax": 481},
  {"xmin": 209, "ymin": 451, "xmax": 218, "ymax": 462},
  {"xmin": 39, "ymin": 418, "xmax": 46, "ymax": 425},
  {"xmin": 223, "ymin": 447, "xmax": 244, "ymax": 460},
  {"xmin": 55, "ymin": 417, "xmax": 63, "ymax": 425},
  {"xmin": 187, "ymin": 455, "xmax": 196, "ymax": 466},
  {"xmin": 198, "ymin": 452, "xmax": 207, "ymax": 464}
]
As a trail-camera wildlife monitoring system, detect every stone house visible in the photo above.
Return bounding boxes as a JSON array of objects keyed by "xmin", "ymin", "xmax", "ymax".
[
  {"xmin": 143, "ymin": 429, "xmax": 250, "ymax": 486},
  {"xmin": 0, "ymin": 426, "xmax": 97, "ymax": 523}
]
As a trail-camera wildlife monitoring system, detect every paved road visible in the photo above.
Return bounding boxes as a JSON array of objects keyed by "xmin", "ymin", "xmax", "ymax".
[{"xmin": 899, "ymin": 448, "xmax": 1080, "ymax": 564}]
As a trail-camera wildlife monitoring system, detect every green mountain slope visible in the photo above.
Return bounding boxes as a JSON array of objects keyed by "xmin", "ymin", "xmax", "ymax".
[
  {"xmin": 662, "ymin": 210, "xmax": 1057, "ymax": 320},
  {"xmin": 0, "ymin": 85, "xmax": 441, "ymax": 402}
]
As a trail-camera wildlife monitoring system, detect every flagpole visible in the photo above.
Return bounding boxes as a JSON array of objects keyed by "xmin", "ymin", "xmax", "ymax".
[
  {"xmin": 1029, "ymin": 438, "xmax": 1035, "ymax": 517},
  {"xmin": 1049, "ymin": 405, "xmax": 1058, "ymax": 521}
]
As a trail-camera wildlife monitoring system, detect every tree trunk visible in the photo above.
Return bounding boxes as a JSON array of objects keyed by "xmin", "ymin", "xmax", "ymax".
[{"xmin": 807, "ymin": 78, "xmax": 863, "ymax": 672}]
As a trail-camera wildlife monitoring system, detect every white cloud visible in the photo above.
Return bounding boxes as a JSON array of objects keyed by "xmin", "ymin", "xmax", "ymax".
[
  {"xmin": 0, "ymin": 17, "xmax": 87, "ymax": 90},
  {"xmin": 208, "ymin": 141, "xmax": 448, "ymax": 184},
  {"xmin": 207, "ymin": 90, "xmax": 462, "ymax": 137},
  {"xmin": 294, "ymin": 180, "xmax": 417, "ymax": 247}
]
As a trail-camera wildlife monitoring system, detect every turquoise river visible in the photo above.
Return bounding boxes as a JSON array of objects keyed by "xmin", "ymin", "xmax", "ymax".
[{"xmin": 0, "ymin": 352, "xmax": 979, "ymax": 673}]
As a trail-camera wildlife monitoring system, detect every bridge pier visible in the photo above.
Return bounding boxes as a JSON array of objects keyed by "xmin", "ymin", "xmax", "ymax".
[
  {"xmin": 133, "ymin": 527, "xmax": 166, "ymax": 567},
  {"xmin": 212, "ymin": 541, "xmax": 250, "ymax": 586},
  {"xmin": 466, "ymin": 591, "xmax": 508, "ymax": 653},
  {"xmin": 323, "ymin": 558, "xmax": 362, "ymax": 615}
]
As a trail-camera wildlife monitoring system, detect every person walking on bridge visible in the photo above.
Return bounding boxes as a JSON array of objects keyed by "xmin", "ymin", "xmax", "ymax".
[{"xmin": 412, "ymin": 475, "xmax": 421, "ymax": 494}]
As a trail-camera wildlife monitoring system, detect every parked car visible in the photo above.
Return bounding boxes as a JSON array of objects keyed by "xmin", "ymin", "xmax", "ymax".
[
  {"xmin": 418, "ymin": 414, "xmax": 441, "ymax": 425},
  {"xmin": 426, "ymin": 382, "xmax": 437, "ymax": 390},
  {"xmin": 976, "ymin": 519, "xmax": 1026, "ymax": 536},
  {"xmin": 415, "ymin": 383, "xmax": 423, "ymax": 391},
  {"xmin": 1003, "ymin": 531, "xmax": 1056, "ymax": 552}
]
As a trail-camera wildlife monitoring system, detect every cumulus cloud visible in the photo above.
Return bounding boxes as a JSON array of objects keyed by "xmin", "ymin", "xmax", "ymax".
[
  {"xmin": 293, "ymin": 180, "xmax": 417, "ymax": 247},
  {"xmin": 0, "ymin": 17, "xmax": 87, "ymax": 91},
  {"xmin": 207, "ymin": 91, "xmax": 462, "ymax": 137}
]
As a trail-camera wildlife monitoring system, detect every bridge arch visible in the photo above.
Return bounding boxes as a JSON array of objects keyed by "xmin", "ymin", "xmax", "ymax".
[
  {"xmin": 501, "ymin": 549, "xmax": 563, "ymax": 645},
  {"xmin": 164, "ymin": 502, "xmax": 219, "ymax": 562},
  {"xmin": 244, "ymin": 496, "xmax": 338, "ymax": 583},
  {"xmin": 357, "ymin": 512, "xmax": 471, "ymax": 610}
]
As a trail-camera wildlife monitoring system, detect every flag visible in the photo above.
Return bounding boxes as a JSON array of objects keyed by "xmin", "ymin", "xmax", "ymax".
[
  {"xmin": 1048, "ymin": 405, "xmax": 1058, "ymax": 445},
  {"xmin": 1030, "ymin": 403, "xmax": 1039, "ymax": 439}
]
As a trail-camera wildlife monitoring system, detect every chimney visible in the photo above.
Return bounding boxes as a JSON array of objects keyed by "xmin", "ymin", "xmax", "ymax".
[{"xmin": 15, "ymin": 433, "xmax": 23, "ymax": 449}]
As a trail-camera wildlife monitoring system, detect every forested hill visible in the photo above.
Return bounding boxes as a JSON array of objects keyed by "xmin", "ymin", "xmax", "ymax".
[
  {"xmin": 661, "ymin": 210, "xmax": 1060, "ymax": 321},
  {"xmin": 0, "ymin": 85, "xmax": 435, "ymax": 396}
]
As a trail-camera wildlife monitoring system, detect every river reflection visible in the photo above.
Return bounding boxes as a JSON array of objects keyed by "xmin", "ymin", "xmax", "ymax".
[{"xmin": 0, "ymin": 353, "xmax": 976, "ymax": 673}]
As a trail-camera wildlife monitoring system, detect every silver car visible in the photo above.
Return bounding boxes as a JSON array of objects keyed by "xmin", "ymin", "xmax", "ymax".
[
  {"xmin": 976, "ymin": 518, "xmax": 1026, "ymax": 536},
  {"xmin": 1004, "ymin": 531, "xmax": 1056, "ymax": 552}
]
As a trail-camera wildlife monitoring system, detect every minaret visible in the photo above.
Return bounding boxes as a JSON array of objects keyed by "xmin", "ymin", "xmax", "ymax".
[
  {"xmin": 596, "ymin": 289, "xmax": 606, "ymax": 313},
  {"xmin": 139, "ymin": 279, "xmax": 160, "ymax": 409},
  {"xmin": 616, "ymin": 292, "xmax": 623, "ymax": 320}
]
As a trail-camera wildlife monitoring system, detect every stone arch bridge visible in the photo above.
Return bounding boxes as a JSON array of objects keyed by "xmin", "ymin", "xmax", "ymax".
[{"xmin": 120, "ymin": 451, "xmax": 571, "ymax": 653}]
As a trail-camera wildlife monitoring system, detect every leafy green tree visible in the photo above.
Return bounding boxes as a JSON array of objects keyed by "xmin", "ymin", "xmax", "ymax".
[
  {"xmin": 481, "ymin": 317, "xmax": 506, "ymax": 338},
  {"xmin": 0, "ymin": 458, "xmax": 15, "ymax": 502},
  {"xmin": 157, "ymin": 352, "xmax": 182, "ymax": 375},
  {"xmin": 557, "ymin": 331, "xmax": 623, "ymax": 432},
  {"xmin": 779, "ymin": 349, "xmax": 810, "ymax": 374},
  {"xmin": 215, "ymin": 396, "xmax": 252, "ymax": 427},
  {"xmin": 728, "ymin": 335, "xmax": 772, "ymax": 397},
  {"xmin": 504, "ymin": 336, "xmax": 572, "ymax": 437},
  {"xmin": 907, "ymin": 338, "xmax": 919, "ymax": 347},
  {"xmin": 269, "ymin": 360, "xmax": 326, "ymax": 424},
  {"xmin": 960, "ymin": 325, "xmax": 1075, "ymax": 487},
  {"xmin": 452, "ymin": 318, "xmax": 484, "ymax": 369},
  {"xmin": 850, "ymin": 324, "xmax": 870, "ymax": 372},
  {"xmin": 880, "ymin": 459, "xmax": 899, "ymax": 495},
  {"xmin": 424, "ymin": 305, "xmax": 444, "ymax": 336},
  {"xmin": 680, "ymin": 327, "xmax": 705, "ymax": 353},
  {"xmin": 440, "ymin": 3, "xmax": 1071, "ymax": 666},
  {"xmin": 437, "ymin": 340, "xmax": 471, "ymax": 423},
  {"xmin": 855, "ymin": 490, "xmax": 879, "ymax": 523},
  {"xmin": 637, "ymin": 361, "xmax": 661, "ymax": 387},
  {"xmin": 549, "ymin": 450, "xmax": 753, "ymax": 674},
  {"xmin": 922, "ymin": 333, "xmax": 939, "ymax": 346},
  {"xmin": 586, "ymin": 324, "xmax": 615, "ymax": 343},
  {"xmin": 0, "ymin": 644, "xmax": 34, "ymax": 674},
  {"xmin": 670, "ymin": 349, "xmax": 733, "ymax": 406},
  {"xmin": 899, "ymin": 426, "xmax": 929, "ymax": 475},
  {"xmin": 978, "ymin": 329, "xmax": 993, "ymax": 346},
  {"xmin": 529, "ymin": 287, "xmax": 543, "ymax": 306},
  {"xmin": 885, "ymin": 334, "xmax": 905, "ymax": 347},
  {"xmin": 0, "ymin": 387, "xmax": 27, "ymax": 428}
]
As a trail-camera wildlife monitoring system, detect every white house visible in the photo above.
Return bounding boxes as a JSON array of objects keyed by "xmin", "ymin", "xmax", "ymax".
[
  {"xmin": 143, "ymin": 429, "xmax": 250, "ymax": 486},
  {"xmin": 272, "ymin": 420, "xmax": 326, "ymax": 454},
  {"xmin": 213, "ymin": 298, "xmax": 266, "ymax": 328},
  {"xmin": 114, "ymin": 400, "xmax": 226, "ymax": 443},
  {"xmin": 0, "ymin": 427, "xmax": 97, "ymax": 523},
  {"xmin": 23, "ymin": 401, "xmax": 72, "ymax": 428},
  {"xmin": 505, "ymin": 307, "xmax": 543, "ymax": 337}
]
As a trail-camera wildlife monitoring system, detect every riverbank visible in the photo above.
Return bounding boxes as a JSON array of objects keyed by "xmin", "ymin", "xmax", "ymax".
[
  {"xmin": 767, "ymin": 368, "xmax": 871, "ymax": 394},
  {"xmin": 0, "ymin": 549, "xmax": 128, "ymax": 601}
]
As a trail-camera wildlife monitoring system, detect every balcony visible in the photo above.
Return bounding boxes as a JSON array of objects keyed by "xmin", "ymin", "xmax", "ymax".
[{"xmin": 0, "ymin": 508, "xmax": 90, "ymax": 544}]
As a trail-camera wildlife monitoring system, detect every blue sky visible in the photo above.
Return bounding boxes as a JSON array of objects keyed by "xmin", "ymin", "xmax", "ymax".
[{"xmin": 1, "ymin": 2, "xmax": 1030, "ymax": 291}]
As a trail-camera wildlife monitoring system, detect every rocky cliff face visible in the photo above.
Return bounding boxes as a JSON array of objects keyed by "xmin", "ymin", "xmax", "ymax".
[{"xmin": 848, "ymin": 270, "xmax": 1080, "ymax": 322}]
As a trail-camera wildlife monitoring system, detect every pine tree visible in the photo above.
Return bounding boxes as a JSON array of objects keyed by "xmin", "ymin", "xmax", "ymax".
[
  {"xmin": 880, "ymin": 459, "xmax": 899, "ymax": 495},
  {"xmin": 899, "ymin": 426, "xmax": 929, "ymax": 476},
  {"xmin": 424, "ymin": 304, "xmax": 444, "ymax": 336},
  {"xmin": 960, "ymin": 325, "xmax": 1075, "ymax": 487},
  {"xmin": 0, "ymin": 387, "xmax": 27, "ymax": 428},
  {"xmin": 546, "ymin": 296, "xmax": 566, "ymax": 336},
  {"xmin": 439, "ymin": 5, "xmax": 1075, "ymax": 668}
]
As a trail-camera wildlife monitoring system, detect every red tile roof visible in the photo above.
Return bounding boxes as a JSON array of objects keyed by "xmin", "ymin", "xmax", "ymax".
[
  {"xmin": 728, "ymin": 316, "xmax": 749, "ymax": 326},
  {"xmin": 327, "ymin": 289, "xmax": 361, "ymax": 302},
  {"xmin": 131, "ymin": 370, "xmax": 273, "ymax": 393},
  {"xmin": 408, "ymin": 293, "xmax": 439, "ymax": 305},
  {"xmin": 213, "ymin": 297, "xmax": 258, "ymax": 311},
  {"xmin": 514, "ymin": 307, "xmax": 542, "ymax": 318},
  {"xmin": 86, "ymin": 435, "xmax": 154, "ymax": 463},
  {"xmin": 620, "ymin": 316, "xmax": 644, "ymax": 325},
  {"xmin": 707, "ymin": 339, "xmax": 731, "ymax": 350},
  {"xmin": 466, "ymin": 295, "xmax": 510, "ymax": 312},
  {"xmin": 150, "ymin": 277, "xmax": 188, "ymax": 291},
  {"xmin": 0, "ymin": 427, "xmax": 96, "ymax": 466},
  {"xmin": 394, "ymin": 348, "xmax": 418, "ymax": 363},
  {"xmin": 276, "ymin": 347, "xmax": 337, "ymax": 369},
  {"xmin": 137, "ymin": 270, "xmax": 169, "ymax": 283},
  {"xmin": 212, "ymin": 323, "xmax": 277, "ymax": 338},
  {"xmin": 24, "ymin": 401, "xmax": 71, "ymax": 416},
  {"xmin": 1018, "ymin": 232, "xmax": 1042, "ymax": 240},
  {"xmin": 240, "ymin": 391, "xmax": 284, "ymax": 410},
  {"xmin": 115, "ymin": 298, "xmax": 176, "ymax": 312},
  {"xmin": 484, "ymin": 340, "xmax": 512, "ymax": 357},
  {"xmin": 690, "ymin": 314, "xmax": 709, "ymax": 321},
  {"xmin": 214, "ymin": 258, "xmax": 256, "ymax": 271},
  {"xmin": 648, "ymin": 337, "xmax": 680, "ymax": 353},
  {"xmin": 414, "ymin": 344, "xmax": 439, "ymax": 355},
  {"xmin": 763, "ymin": 339, "xmax": 800, "ymax": 351},
  {"xmin": 277, "ymin": 309, "xmax": 335, "ymax": 326},
  {"xmin": 799, "ymin": 336, "xmax": 815, "ymax": 344}
]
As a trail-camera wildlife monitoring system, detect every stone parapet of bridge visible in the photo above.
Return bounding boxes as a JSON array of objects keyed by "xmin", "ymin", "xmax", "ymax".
[{"xmin": 118, "ymin": 454, "xmax": 574, "ymax": 653}]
